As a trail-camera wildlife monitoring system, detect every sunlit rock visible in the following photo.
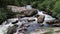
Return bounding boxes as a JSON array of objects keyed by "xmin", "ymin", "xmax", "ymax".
[
  {"xmin": 37, "ymin": 15, "xmax": 45, "ymax": 23},
  {"xmin": 20, "ymin": 9, "xmax": 37, "ymax": 17},
  {"xmin": 7, "ymin": 5, "xmax": 38, "ymax": 17},
  {"xmin": 28, "ymin": 17, "xmax": 35, "ymax": 22},
  {"xmin": 7, "ymin": 5, "xmax": 26, "ymax": 12}
]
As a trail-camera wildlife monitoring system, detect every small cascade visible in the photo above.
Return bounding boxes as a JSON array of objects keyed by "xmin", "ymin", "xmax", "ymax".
[
  {"xmin": 25, "ymin": 5, "xmax": 32, "ymax": 9},
  {"xmin": 37, "ymin": 10, "xmax": 55, "ymax": 25},
  {"xmin": 0, "ymin": 5, "xmax": 56, "ymax": 34}
]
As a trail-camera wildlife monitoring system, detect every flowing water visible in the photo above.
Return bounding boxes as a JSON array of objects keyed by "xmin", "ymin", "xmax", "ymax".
[{"xmin": 0, "ymin": 5, "xmax": 56, "ymax": 34}]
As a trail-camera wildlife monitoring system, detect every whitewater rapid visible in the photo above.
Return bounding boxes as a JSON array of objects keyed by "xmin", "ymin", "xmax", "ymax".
[{"xmin": 0, "ymin": 5, "xmax": 56, "ymax": 34}]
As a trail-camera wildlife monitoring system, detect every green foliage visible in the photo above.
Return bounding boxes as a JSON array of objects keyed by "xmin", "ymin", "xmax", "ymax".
[
  {"xmin": 0, "ymin": 8, "xmax": 7, "ymax": 24},
  {"xmin": 0, "ymin": 8, "xmax": 15, "ymax": 24},
  {"xmin": 0, "ymin": 0, "xmax": 20, "ymax": 7},
  {"xmin": 37, "ymin": 0, "xmax": 56, "ymax": 10},
  {"xmin": 52, "ymin": 1, "xmax": 60, "ymax": 20}
]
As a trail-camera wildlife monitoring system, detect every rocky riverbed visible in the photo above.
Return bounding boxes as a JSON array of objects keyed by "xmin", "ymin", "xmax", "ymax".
[{"xmin": 0, "ymin": 5, "xmax": 60, "ymax": 34}]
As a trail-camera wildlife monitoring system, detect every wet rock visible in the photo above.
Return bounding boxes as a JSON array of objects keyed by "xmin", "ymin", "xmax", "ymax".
[
  {"xmin": 37, "ymin": 15, "xmax": 45, "ymax": 23},
  {"xmin": 52, "ymin": 24, "xmax": 60, "ymax": 27},
  {"xmin": 20, "ymin": 24, "xmax": 27, "ymax": 30},
  {"xmin": 17, "ymin": 24, "xmax": 28, "ymax": 34},
  {"xmin": 34, "ymin": 14, "xmax": 40, "ymax": 17},
  {"xmin": 19, "ymin": 32, "xmax": 24, "ymax": 34},
  {"xmin": 42, "ymin": 11, "xmax": 48, "ymax": 14},
  {"xmin": 12, "ymin": 20, "xmax": 18, "ymax": 24},
  {"xmin": 46, "ymin": 20, "xmax": 54, "ymax": 24},
  {"xmin": 54, "ymin": 20, "xmax": 60, "ymax": 23},
  {"xmin": 7, "ymin": 24, "xmax": 18, "ymax": 34},
  {"xmin": 47, "ymin": 20, "xmax": 60, "ymax": 24},
  {"xmin": 20, "ymin": 24, "xmax": 26, "ymax": 28},
  {"xmin": 28, "ymin": 18, "xmax": 35, "ymax": 22},
  {"xmin": 18, "ymin": 29, "xmax": 25, "ymax": 33},
  {"xmin": 46, "ymin": 20, "xmax": 60, "ymax": 25},
  {"xmin": 52, "ymin": 20, "xmax": 60, "ymax": 27}
]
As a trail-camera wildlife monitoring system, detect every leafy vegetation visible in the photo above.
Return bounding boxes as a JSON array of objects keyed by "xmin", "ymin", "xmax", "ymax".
[{"xmin": 0, "ymin": 8, "xmax": 15, "ymax": 24}]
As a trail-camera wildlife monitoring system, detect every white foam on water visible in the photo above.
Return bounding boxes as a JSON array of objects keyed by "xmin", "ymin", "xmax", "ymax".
[
  {"xmin": 0, "ymin": 23, "xmax": 14, "ymax": 34},
  {"xmin": 37, "ymin": 10, "xmax": 55, "ymax": 26},
  {"xmin": 0, "ymin": 5, "xmax": 56, "ymax": 34}
]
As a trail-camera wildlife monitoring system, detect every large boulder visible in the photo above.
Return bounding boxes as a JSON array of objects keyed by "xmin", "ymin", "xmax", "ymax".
[
  {"xmin": 20, "ymin": 9, "xmax": 38, "ymax": 17},
  {"xmin": 7, "ymin": 5, "xmax": 38, "ymax": 17},
  {"xmin": 7, "ymin": 5, "xmax": 26, "ymax": 12},
  {"xmin": 37, "ymin": 15, "xmax": 45, "ymax": 23},
  {"xmin": 15, "ymin": 9, "xmax": 37, "ymax": 17}
]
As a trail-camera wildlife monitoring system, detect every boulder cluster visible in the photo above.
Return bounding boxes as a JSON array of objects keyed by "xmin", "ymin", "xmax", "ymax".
[
  {"xmin": 7, "ymin": 5, "xmax": 60, "ymax": 34},
  {"xmin": 7, "ymin": 5, "xmax": 60, "ymax": 26}
]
